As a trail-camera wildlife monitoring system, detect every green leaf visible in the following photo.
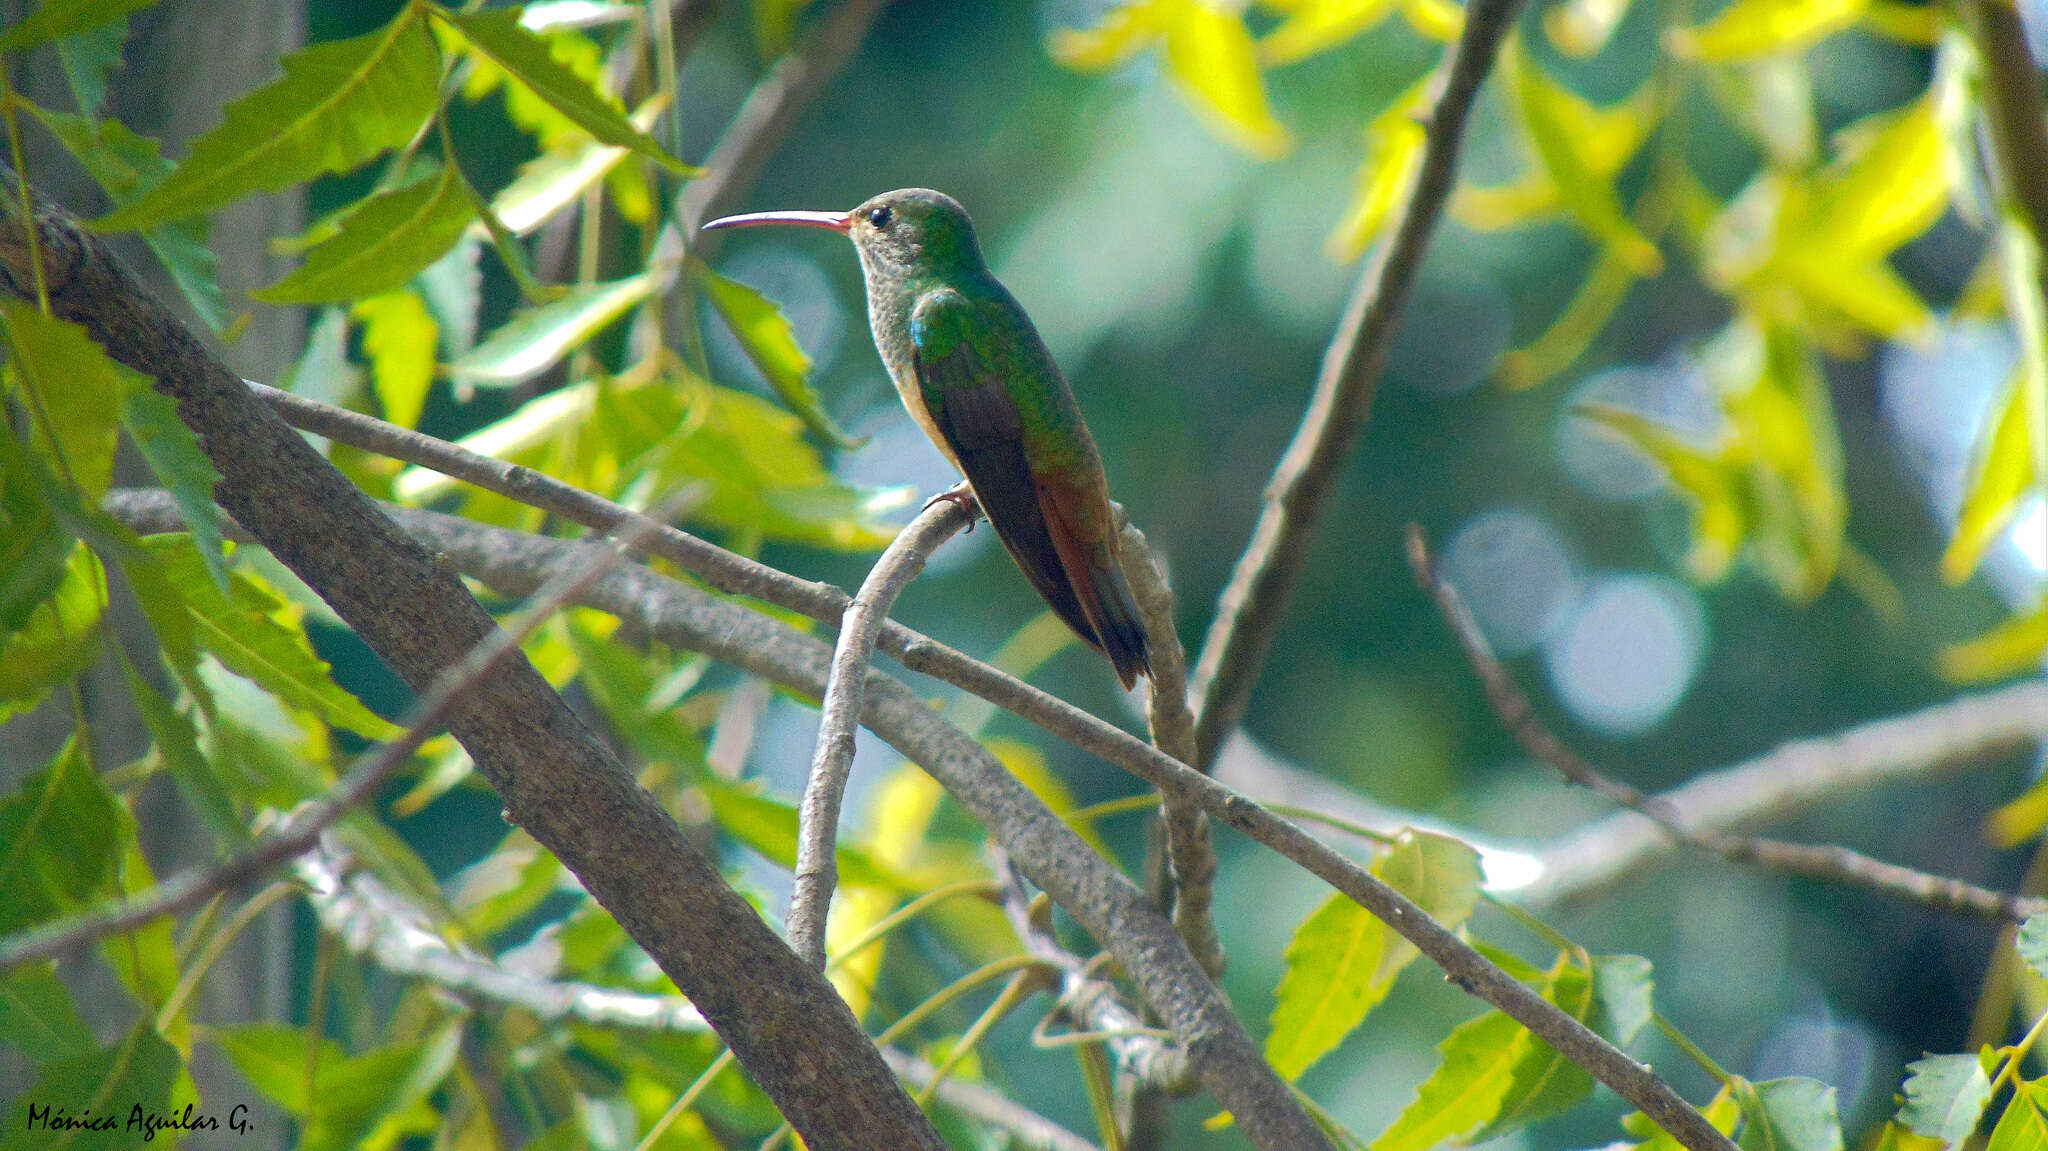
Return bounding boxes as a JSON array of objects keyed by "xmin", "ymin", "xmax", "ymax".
[
  {"xmin": 0, "ymin": 963, "xmax": 97, "ymax": 1065},
  {"xmin": 0, "ymin": 296, "xmax": 144, "ymax": 498},
  {"xmin": 452, "ymin": 831, "xmax": 565, "ymax": 938},
  {"xmin": 700, "ymin": 778, "xmax": 916, "ymax": 892},
  {"xmin": 1509, "ymin": 40, "xmax": 1661, "ymax": 275},
  {"xmin": 1267, "ymin": 894, "xmax": 1389, "ymax": 1082},
  {"xmin": 0, "ymin": 738, "xmax": 122, "ymax": 936},
  {"xmin": 1943, "ymin": 371, "xmax": 2032, "ymax": 584},
  {"xmin": 119, "ymin": 383, "xmax": 228, "ymax": 589},
  {"xmin": 447, "ymin": 272, "xmax": 658, "ymax": 386},
  {"xmin": 1576, "ymin": 402, "xmax": 1744, "ymax": 581},
  {"xmin": 0, "ymin": 0, "xmax": 157, "ymax": 52},
  {"xmin": 2019, "ymin": 913, "xmax": 2048, "ymax": 981},
  {"xmin": 1668, "ymin": 0, "xmax": 1866, "ymax": 58},
  {"xmin": 1624, "ymin": 1085, "xmax": 1742, "ymax": 1151},
  {"xmin": 214, "ymin": 1023, "xmax": 343, "ymax": 1114},
  {"xmin": 1371, "ymin": 1010, "xmax": 1524, "ymax": 1151},
  {"xmin": 352, "ymin": 290, "xmax": 440, "ymax": 430},
  {"xmin": 0, "ymin": 447, "xmax": 74, "ymax": 635},
  {"xmin": 21, "ymin": 103, "xmax": 227, "ymax": 330},
  {"xmin": 256, "ymin": 165, "xmax": 477, "ymax": 304},
  {"xmin": 302, "ymin": 1021, "xmax": 462, "ymax": 1151},
  {"xmin": 120, "ymin": 649, "xmax": 247, "ymax": 848},
  {"xmin": 1475, "ymin": 956, "xmax": 1596, "ymax": 1139},
  {"xmin": 1734, "ymin": 1077, "xmax": 1844, "ymax": 1151},
  {"xmin": 696, "ymin": 262, "xmax": 861, "ymax": 448},
  {"xmin": 55, "ymin": 17, "xmax": 129, "ymax": 115},
  {"xmin": 1990, "ymin": 1080, "xmax": 2048, "ymax": 1151},
  {"xmin": 143, "ymin": 534, "xmax": 399, "ymax": 739},
  {"xmin": 0, "ymin": 1027, "xmax": 182, "ymax": 1151},
  {"xmin": 433, "ymin": 6, "xmax": 689, "ymax": 173},
  {"xmin": 1591, "ymin": 954, "xmax": 1654, "ymax": 1046},
  {"xmin": 1939, "ymin": 598, "xmax": 2048, "ymax": 683},
  {"xmin": 0, "ymin": 546, "xmax": 106, "ymax": 724},
  {"xmin": 97, "ymin": 836, "xmax": 181, "ymax": 1020},
  {"xmin": 1898, "ymin": 1054, "xmax": 1992, "ymax": 1145},
  {"xmin": 93, "ymin": 12, "xmax": 442, "ymax": 231}
]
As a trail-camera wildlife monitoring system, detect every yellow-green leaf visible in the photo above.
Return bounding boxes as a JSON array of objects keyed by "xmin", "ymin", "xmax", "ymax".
[
  {"xmin": 1511, "ymin": 41, "xmax": 1661, "ymax": 275},
  {"xmin": 433, "ymin": 6, "xmax": 690, "ymax": 174},
  {"xmin": 1050, "ymin": 0, "xmax": 1167, "ymax": 70},
  {"xmin": 353, "ymin": 290, "xmax": 440, "ymax": 431},
  {"xmin": 1669, "ymin": 0, "xmax": 1867, "ymax": 60},
  {"xmin": 143, "ymin": 535, "xmax": 399, "ymax": 739},
  {"xmin": 255, "ymin": 164, "xmax": 477, "ymax": 304},
  {"xmin": 1545, "ymin": 0, "xmax": 1633, "ymax": 57},
  {"xmin": 1577, "ymin": 403, "xmax": 1744, "ymax": 580},
  {"xmin": 1162, "ymin": 1, "xmax": 1292, "ymax": 158},
  {"xmin": 0, "ymin": 546, "xmax": 104, "ymax": 724},
  {"xmin": 696, "ymin": 261, "xmax": 861, "ymax": 448},
  {"xmin": 490, "ymin": 96, "xmax": 666, "ymax": 235},
  {"xmin": 1259, "ymin": 0, "xmax": 1402, "ymax": 65},
  {"xmin": 1989, "ymin": 1079, "xmax": 2048, "ymax": 1151},
  {"xmin": 94, "ymin": 12, "xmax": 442, "ymax": 231},
  {"xmin": 1946, "ymin": 372, "xmax": 2034, "ymax": 584},
  {"xmin": 1940, "ymin": 598, "xmax": 2048, "ymax": 683},
  {"xmin": 1330, "ymin": 82, "xmax": 1430, "ymax": 259},
  {"xmin": 448, "ymin": 273, "xmax": 658, "ymax": 386},
  {"xmin": 0, "ymin": 296, "xmax": 141, "ymax": 498}
]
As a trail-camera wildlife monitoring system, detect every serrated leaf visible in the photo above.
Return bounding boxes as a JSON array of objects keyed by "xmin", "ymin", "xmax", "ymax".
[
  {"xmin": 97, "ymin": 835, "xmax": 182, "ymax": 1025},
  {"xmin": 352, "ymin": 290, "xmax": 439, "ymax": 430},
  {"xmin": 0, "ymin": 0, "xmax": 156, "ymax": 51},
  {"xmin": 1899, "ymin": 1054, "xmax": 1993, "ymax": 1144},
  {"xmin": 1734, "ymin": 1077, "xmax": 1844, "ymax": 1151},
  {"xmin": 1992, "ymin": 1080, "xmax": 2048, "ymax": 1151},
  {"xmin": 696, "ymin": 262, "xmax": 860, "ymax": 448},
  {"xmin": 448, "ymin": 272, "xmax": 658, "ymax": 386},
  {"xmin": 1939, "ymin": 598, "xmax": 2048, "ymax": 683},
  {"xmin": 1475, "ymin": 955, "xmax": 1597, "ymax": 1138},
  {"xmin": 0, "ymin": 1026, "xmax": 181, "ymax": 1151},
  {"xmin": 120, "ymin": 649, "xmax": 247, "ymax": 848},
  {"xmin": 1626, "ymin": 1084, "xmax": 1742, "ymax": 1151},
  {"xmin": 55, "ymin": 16, "xmax": 128, "ymax": 114},
  {"xmin": 434, "ymin": 6, "xmax": 689, "ymax": 173},
  {"xmin": 1371, "ymin": 1010, "xmax": 1525, "ymax": 1151},
  {"xmin": 1946, "ymin": 371, "xmax": 2033, "ymax": 583},
  {"xmin": 143, "ymin": 534, "xmax": 398, "ymax": 739},
  {"xmin": 1669, "ymin": 0, "xmax": 1867, "ymax": 59},
  {"xmin": 0, "ymin": 963, "xmax": 97, "ymax": 1065},
  {"xmin": 256, "ymin": 165, "xmax": 477, "ymax": 304},
  {"xmin": 492, "ymin": 94, "xmax": 666, "ymax": 234},
  {"xmin": 0, "ymin": 449, "xmax": 74, "ymax": 635},
  {"xmin": 0, "ymin": 738, "xmax": 122, "ymax": 936},
  {"xmin": 119, "ymin": 383, "xmax": 228, "ymax": 589},
  {"xmin": 0, "ymin": 545, "xmax": 106, "ymax": 723},
  {"xmin": 93, "ymin": 12, "xmax": 441, "ymax": 231},
  {"xmin": 0, "ymin": 296, "xmax": 142, "ymax": 498},
  {"xmin": 1267, "ymin": 894, "xmax": 1388, "ymax": 1081}
]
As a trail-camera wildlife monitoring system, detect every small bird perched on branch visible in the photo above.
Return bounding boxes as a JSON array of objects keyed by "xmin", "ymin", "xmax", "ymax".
[{"xmin": 704, "ymin": 188, "xmax": 1152, "ymax": 688}]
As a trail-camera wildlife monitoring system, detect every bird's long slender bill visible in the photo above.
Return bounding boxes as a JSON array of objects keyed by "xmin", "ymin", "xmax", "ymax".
[{"xmin": 699, "ymin": 209, "xmax": 851, "ymax": 233}]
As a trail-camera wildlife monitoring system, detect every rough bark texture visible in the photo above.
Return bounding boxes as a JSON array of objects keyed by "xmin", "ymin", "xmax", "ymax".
[{"xmin": 0, "ymin": 194, "xmax": 946, "ymax": 1151}]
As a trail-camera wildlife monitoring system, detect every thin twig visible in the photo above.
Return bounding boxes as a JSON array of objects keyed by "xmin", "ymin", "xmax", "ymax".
[
  {"xmin": 1405, "ymin": 524, "xmax": 2048, "ymax": 923},
  {"xmin": 791, "ymin": 498, "xmax": 974, "ymax": 969},
  {"xmin": 0, "ymin": 498, "xmax": 682, "ymax": 975},
  {"xmin": 1119, "ymin": 516, "xmax": 1224, "ymax": 983},
  {"xmin": 1188, "ymin": 0, "xmax": 1531, "ymax": 768}
]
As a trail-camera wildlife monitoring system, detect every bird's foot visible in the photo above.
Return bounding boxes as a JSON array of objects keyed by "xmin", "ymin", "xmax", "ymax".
[{"xmin": 923, "ymin": 482, "xmax": 982, "ymax": 532}]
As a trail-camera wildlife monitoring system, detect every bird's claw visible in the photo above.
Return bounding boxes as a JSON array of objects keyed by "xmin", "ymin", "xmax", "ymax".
[{"xmin": 923, "ymin": 483, "xmax": 982, "ymax": 532}]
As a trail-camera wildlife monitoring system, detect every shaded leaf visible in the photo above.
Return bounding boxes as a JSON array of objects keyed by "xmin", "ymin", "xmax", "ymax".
[
  {"xmin": 119, "ymin": 383, "xmax": 228, "ymax": 590},
  {"xmin": 2018, "ymin": 913, "xmax": 2048, "ymax": 981},
  {"xmin": 54, "ymin": 15, "xmax": 128, "ymax": 115},
  {"xmin": 448, "ymin": 272, "xmax": 658, "ymax": 386},
  {"xmin": 434, "ymin": 6, "xmax": 689, "ymax": 173},
  {"xmin": 255, "ymin": 164, "xmax": 477, "ymax": 304},
  {"xmin": 0, "ymin": 446, "xmax": 74, "ymax": 634},
  {"xmin": 0, "ymin": 963, "xmax": 96, "ymax": 1065},
  {"xmin": 699, "ymin": 777, "xmax": 919, "ymax": 893},
  {"xmin": 1624, "ymin": 1085, "xmax": 1742, "ymax": 1151},
  {"xmin": 696, "ymin": 262, "xmax": 861, "ymax": 448},
  {"xmin": 353, "ymin": 290, "xmax": 440, "ymax": 430},
  {"xmin": 120, "ymin": 650, "xmax": 247, "ymax": 848},
  {"xmin": 0, "ymin": 0, "xmax": 156, "ymax": 51},
  {"xmin": 1735, "ymin": 1076, "xmax": 1844, "ymax": 1151},
  {"xmin": 0, "ymin": 1026, "xmax": 181, "ymax": 1151},
  {"xmin": 1592, "ymin": 954, "xmax": 1654, "ymax": 1046},
  {"xmin": 1898, "ymin": 1053, "xmax": 1992, "ymax": 1145},
  {"xmin": 0, "ymin": 546, "xmax": 106, "ymax": 724},
  {"xmin": 94, "ymin": 12, "xmax": 442, "ymax": 230},
  {"xmin": 0, "ymin": 738, "xmax": 122, "ymax": 937}
]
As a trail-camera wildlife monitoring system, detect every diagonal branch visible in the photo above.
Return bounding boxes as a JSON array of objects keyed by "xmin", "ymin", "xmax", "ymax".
[
  {"xmin": 791, "ymin": 498, "xmax": 975, "ymax": 969},
  {"xmin": 1406, "ymin": 524, "xmax": 2048, "ymax": 922},
  {"xmin": 1188, "ymin": 0, "xmax": 1531, "ymax": 768}
]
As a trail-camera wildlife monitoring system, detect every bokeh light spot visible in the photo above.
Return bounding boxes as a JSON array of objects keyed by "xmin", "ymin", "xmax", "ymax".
[
  {"xmin": 1442, "ymin": 508, "xmax": 1577, "ymax": 657},
  {"xmin": 1542, "ymin": 573, "xmax": 1704, "ymax": 736}
]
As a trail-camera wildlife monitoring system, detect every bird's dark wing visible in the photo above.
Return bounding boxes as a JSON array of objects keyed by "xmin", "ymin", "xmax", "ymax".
[{"xmin": 909, "ymin": 288, "xmax": 1104, "ymax": 653}]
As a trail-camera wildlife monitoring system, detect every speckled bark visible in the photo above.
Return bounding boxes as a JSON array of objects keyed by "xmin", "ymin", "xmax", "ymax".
[{"xmin": 0, "ymin": 194, "xmax": 944, "ymax": 1151}]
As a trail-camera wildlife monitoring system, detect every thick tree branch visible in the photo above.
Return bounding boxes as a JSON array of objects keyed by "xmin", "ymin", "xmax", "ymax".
[
  {"xmin": 0, "ymin": 192, "xmax": 946, "ymax": 1151},
  {"xmin": 1407, "ymin": 525, "xmax": 2048, "ymax": 922},
  {"xmin": 1188, "ymin": 0, "xmax": 1531, "ymax": 768},
  {"xmin": 791, "ymin": 498, "xmax": 974, "ymax": 969}
]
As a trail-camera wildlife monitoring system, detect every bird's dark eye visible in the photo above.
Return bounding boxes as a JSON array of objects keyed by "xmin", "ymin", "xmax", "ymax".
[{"xmin": 867, "ymin": 205, "xmax": 893, "ymax": 229}]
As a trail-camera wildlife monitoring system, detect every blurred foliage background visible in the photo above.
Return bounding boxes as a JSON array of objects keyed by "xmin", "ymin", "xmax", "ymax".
[{"xmin": 6, "ymin": 0, "xmax": 2048, "ymax": 1147}]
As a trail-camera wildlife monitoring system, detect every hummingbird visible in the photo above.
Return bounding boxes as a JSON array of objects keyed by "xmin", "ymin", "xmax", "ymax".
[{"xmin": 703, "ymin": 188, "xmax": 1152, "ymax": 688}]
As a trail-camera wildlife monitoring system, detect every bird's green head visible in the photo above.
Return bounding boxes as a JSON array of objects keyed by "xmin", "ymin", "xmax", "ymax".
[{"xmin": 701, "ymin": 188, "xmax": 988, "ymax": 280}]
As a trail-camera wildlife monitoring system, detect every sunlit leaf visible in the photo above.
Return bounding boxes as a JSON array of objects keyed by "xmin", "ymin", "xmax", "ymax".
[
  {"xmin": 1946, "ymin": 372, "xmax": 2033, "ymax": 584},
  {"xmin": 0, "ymin": 0, "xmax": 157, "ymax": 51},
  {"xmin": 1267, "ymin": 894, "xmax": 1389, "ymax": 1081},
  {"xmin": 93, "ymin": 12, "xmax": 441, "ymax": 231},
  {"xmin": 1509, "ymin": 40, "xmax": 1661, "ymax": 274},
  {"xmin": 448, "ymin": 272, "xmax": 658, "ymax": 386},
  {"xmin": 1989, "ymin": 776, "xmax": 2048, "ymax": 847},
  {"xmin": 1991, "ymin": 1080, "xmax": 2048, "ymax": 1151},
  {"xmin": 1330, "ymin": 82, "xmax": 1430, "ymax": 259},
  {"xmin": 143, "ymin": 534, "xmax": 399, "ymax": 739},
  {"xmin": 986, "ymin": 738, "xmax": 1114, "ymax": 859},
  {"xmin": 699, "ymin": 777, "xmax": 921, "ymax": 892},
  {"xmin": 1941, "ymin": 597, "xmax": 2048, "ymax": 682},
  {"xmin": 353, "ymin": 290, "xmax": 440, "ymax": 430},
  {"xmin": 0, "ymin": 297, "xmax": 141, "ymax": 498},
  {"xmin": 1052, "ymin": 0, "xmax": 1289, "ymax": 158},
  {"xmin": 255, "ymin": 165, "xmax": 477, "ymax": 304},
  {"xmin": 1050, "ymin": 0, "xmax": 1167, "ymax": 70},
  {"xmin": 435, "ymin": 6, "xmax": 690, "ymax": 173},
  {"xmin": 1577, "ymin": 403, "xmax": 1743, "ymax": 580},
  {"xmin": 120, "ymin": 383, "xmax": 228, "ymax": 591},
  {"xmin": 1258, "ymin": 0, "xmax": 1402, "ymax": 65},
  {"xmin": 1899, "ymin": 1054, "xmax": 1992, "ymax": 1145},
  {"xmin": 23, "ymin": 104, "xmax": 227, "ymax": 330},
  {"xmin": 1623, "ymin": 1086, "xmax": 1742, "ymax": 1151},
  {"xmin": 1370, "ymin": 1012, "xmax": 1523, "ymax": 1151},
  {"xmin": 491, "ymin": 96, "xmax": 665, "ymax": 234},
  {"xmin": 1473, "ymin": 955, "xmax": 1597, "ymax": 1138},
  {"xmin": 696, "ymin": 261, "xmax": 861, "ymax": 448},
  {"xmin": 1669, "ymin": 0, "xmax": 1867, "ymax": 60},
  {"xmin": 1545, "ymin": 0, "xmax": 1632, "ymax": 57},
  {"xmin": 0, "ymin": 545, "xmax": 105, "ymax": 723}
]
